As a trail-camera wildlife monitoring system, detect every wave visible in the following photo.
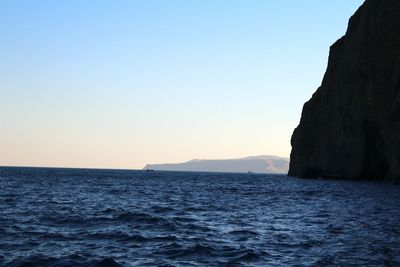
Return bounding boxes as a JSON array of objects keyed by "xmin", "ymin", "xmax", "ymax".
[
  {"xmin": 6, "ymin": 255, "xmax": 122, "ymax": 267},
  {"xmin": 2, "ymin": 168, "xmax": 400, "ymax": 266}
]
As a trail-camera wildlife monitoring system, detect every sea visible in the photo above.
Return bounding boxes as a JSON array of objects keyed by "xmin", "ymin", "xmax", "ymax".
[{"xmin": 0, "ymin": 167, "xmax": 399, "ymax": 267}]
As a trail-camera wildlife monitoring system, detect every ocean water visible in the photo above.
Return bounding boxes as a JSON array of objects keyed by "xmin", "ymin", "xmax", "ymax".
[{"xmin": 0, "ymin": 167, "xmax": 399, "ymax": 267}]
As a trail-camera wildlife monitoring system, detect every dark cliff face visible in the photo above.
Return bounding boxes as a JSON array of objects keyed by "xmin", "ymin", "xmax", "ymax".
[{"xmin": 289, "ymin": 0, "xmax": 400, "ymax": 181}]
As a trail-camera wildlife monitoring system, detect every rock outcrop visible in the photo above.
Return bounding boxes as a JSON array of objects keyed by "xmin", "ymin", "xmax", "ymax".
[
  {"xmin": 289, "ymin": 0, "xmax": 400, "ymax": 181},
  {"xmin": 144, "ymin": 155, "xmax": 289, "ymax": 174}
]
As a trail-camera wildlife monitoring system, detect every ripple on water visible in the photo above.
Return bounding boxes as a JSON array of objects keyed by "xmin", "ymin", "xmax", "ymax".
[{"xmin": 0, "ymin": 167, "xmax": 399, "ymax": 266}]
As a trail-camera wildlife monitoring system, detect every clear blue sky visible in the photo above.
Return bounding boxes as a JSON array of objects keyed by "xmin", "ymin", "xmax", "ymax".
[{"xmin": 0, "ymin": 0, "xmax": 364, "ymax": 168}]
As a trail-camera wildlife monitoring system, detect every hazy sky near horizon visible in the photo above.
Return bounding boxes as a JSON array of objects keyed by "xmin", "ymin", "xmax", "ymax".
[{"xmin": 1, "ymin": 0, "xmax": 364, "ymax": 169}]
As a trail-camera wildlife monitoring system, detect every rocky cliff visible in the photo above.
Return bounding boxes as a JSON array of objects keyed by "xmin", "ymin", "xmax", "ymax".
[{"xmin": 289, "ymin": 0, "xmax": 400, "ymax": 181}]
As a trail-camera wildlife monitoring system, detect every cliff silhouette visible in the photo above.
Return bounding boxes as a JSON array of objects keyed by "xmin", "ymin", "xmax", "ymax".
[{"xmin": 289, "ymin": 0, "xmax": 400, "ymax": 181}]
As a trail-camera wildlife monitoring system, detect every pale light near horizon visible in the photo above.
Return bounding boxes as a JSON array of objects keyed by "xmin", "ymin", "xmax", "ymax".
[{"xmin": 0, "ymin": 0, "xmax": 364, "ymax": 169}]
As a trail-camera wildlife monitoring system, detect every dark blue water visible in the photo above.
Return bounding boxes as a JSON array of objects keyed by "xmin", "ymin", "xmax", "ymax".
[{"xmin": 0, "ymin": 167, "xmax": 399, "ymax": 267}]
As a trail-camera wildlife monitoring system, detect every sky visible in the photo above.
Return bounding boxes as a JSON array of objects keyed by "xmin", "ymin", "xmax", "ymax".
[{"xmin": 0, "ymin": 0, "xmax": 364, "ymax": 169}]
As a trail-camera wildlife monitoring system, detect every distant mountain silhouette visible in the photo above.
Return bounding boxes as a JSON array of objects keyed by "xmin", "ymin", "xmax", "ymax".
[{"xmin": 143, "ymin": 155, "xmax": 289, "ymax": 174}]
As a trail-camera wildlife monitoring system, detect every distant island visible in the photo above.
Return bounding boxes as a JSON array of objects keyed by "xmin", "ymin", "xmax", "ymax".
[{"xmin": 143, "ymin": 155, "xmax": 289, "ymax": 174}]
